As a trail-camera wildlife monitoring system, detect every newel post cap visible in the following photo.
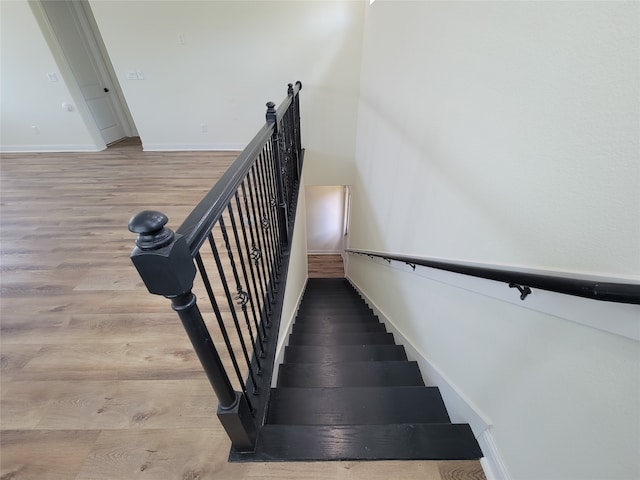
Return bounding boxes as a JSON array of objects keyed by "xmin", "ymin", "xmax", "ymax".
[
  {"xmin": 128, "ymin": 210, "xmax": 174, "ymax": 250},
  {"xmin": 128, "ymin": 210, "xmax": 195, "ymax": 297}
]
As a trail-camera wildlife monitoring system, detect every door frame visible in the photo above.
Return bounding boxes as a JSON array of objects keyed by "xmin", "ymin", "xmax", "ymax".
[
  {"xmin": 29, "ymin": 0, "xmax": 136, "ymax": 149},
  {"xmin": 72, "ymin": 0, "xmax": 136, "ymax": 140}
]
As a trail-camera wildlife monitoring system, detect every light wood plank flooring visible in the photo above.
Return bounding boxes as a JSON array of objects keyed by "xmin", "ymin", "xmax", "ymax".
[
  {"xmin": 0, "ymin": 138, "xmax": 484, "ymax": 479},
  {"xmin": 307, "ymin": 254, "xmax": 344, "ymax": 278}
]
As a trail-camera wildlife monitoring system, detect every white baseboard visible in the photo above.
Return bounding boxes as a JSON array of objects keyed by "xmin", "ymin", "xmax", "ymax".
[
  {"xmin": 1, "ymin": 144, "xmax": 103, "ymax": 152},
  {"xmin": 347, "ymin": 275, "xmax": 511, "ymax": 480},
  {"xmin": 307, "ymin": 250, "xmax": 343, "ymax": 255},
  {"xmin": 272, "ymin": 277, "xmax": 308, "ymax": 387},
  {"xmin": 479, "ymin": 429, "xmax": 512, "ymax": 480},
  {"xmin": 142, "ymin": 143, "xmax": 245, "ymax": 152}
]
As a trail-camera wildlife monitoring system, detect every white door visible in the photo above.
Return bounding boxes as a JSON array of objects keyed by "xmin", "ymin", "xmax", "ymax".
[{"xmin": 40, "ymin": 0, "xmax": 126, "ymax": 145}]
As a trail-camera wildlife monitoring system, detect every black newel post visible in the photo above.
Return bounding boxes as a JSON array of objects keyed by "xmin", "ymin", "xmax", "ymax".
[
  {"xmin": 266, "ymin": 102, "xmax": 289, "ymax": 246},
  {"xmin": 128, "ymin": 210, "xmax": 257, "ymax": 451}
]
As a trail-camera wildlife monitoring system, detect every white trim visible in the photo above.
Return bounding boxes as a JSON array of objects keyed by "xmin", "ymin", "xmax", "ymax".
[
  {"xmin": 350, "ymin": 254, "xmax": 640, "ymax": 342},
  {"xmin": 0, "ymin": 144, "xmax": 103, "ymax": 153},
  {"xmin": 272, "ymin": 277, "xmax": 308, "ymax": 387},
  {"xmin": 348, "ymin": 275, "xmax": 511, "ymax": 480},
  {"xmin": 142, "ymin": 143, "xmax": 246, "ymax": 152},
  {"xmin": 307, "ymin": 250, "xmax": 343, "ymax": 255},
  {"xmin": 348, "ymin": 276, "xmax": 492, "ymax": 433},
  {"xmin": 73, "ymin": 1, "xmax": 137, "ymax": 138},
  {"xmin": 478, "ymin": 429, "xmax": 512, "ymax": 480},
  {"xmin": 29, "ymin": 1, "xmax": 106, "ymax": 151}
]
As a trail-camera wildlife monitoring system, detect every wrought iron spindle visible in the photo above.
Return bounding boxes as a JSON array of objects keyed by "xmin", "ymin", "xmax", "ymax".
[
  {"xmin": 208, "ymin": 233, "xmax": 260, "ymax": 394},
  {"xmin": 293, "ymin": 81, "xmax": 303, "ymax": 159},
  {"xmin": 287, "ymin": 83, "xmax": 301, "ymax": 177},
  {"xmin": 234, "ymin": 188, "xmax": 269, "ymax": 337},
  {"xmin": 245, "ymin": 167, "xmax": 276, "ymax": 307},
  {"xmin": 194, "ymin": 252, "xmax": 253, "ymax": 407},
  {"xmin": 226, "ymin": 201, "xmax": 267, "ymax": 347},
  {"xmin": 220, "ymin": 212, "xmax": 265, "ymax": 360},
  {"xmin": 266, "ymin": 101, "xmax": 289, "ymax": 246},
  {"xmin": 256, "ymin": 149, "xmax": 282, "ymax": 276},
  {"xmin": 263, "ymin": 140, "xmax": 284, "ymax": 255},
  {"xmin": 277, "ymin": 124, "xmax": 291, "ymax": 223},
  {"xmin": 250, "ymin": 161, "xmax": 279, "ymax": 289},
  {"xmin": 240, "ymin": 180, "xmax": 272, "ymax": 318}
]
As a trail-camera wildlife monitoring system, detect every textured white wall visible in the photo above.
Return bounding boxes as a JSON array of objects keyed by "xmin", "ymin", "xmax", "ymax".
[
  {"xmin": 274, "ymin": 178, "xmax": 308, "ymax": 385},
  {"xmin": 0, "ymin": 1, "xmax": 98, "ymax": 151},
  {"xmin": 351, "ymin": 1, "xmax": 639, "ymax": 278},
  {"xmin": 305, "ymin": 186, "xmax": 345, "ymax": 253},
  {"xmin": 89, "ymin": 0, "xmax": 364, "ymax": 185},
  {"xmin": 348, "ymin": 2, "xmax": 640, "ymax": 479}
]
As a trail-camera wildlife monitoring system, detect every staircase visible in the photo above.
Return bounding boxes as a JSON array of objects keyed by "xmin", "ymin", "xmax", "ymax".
[{"xmin": 234, "ymin": 277, "xmax": 482, "ymax": 461}]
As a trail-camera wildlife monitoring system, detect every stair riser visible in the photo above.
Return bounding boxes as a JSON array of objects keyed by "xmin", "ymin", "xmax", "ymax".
[
  {"xmin": 242, "ymin": 424, "xmax": 483, "ymax": 462},
  {"xmin": 277, "ymin": 361, "xmax": 424, "ymax": 388},
  {"xmin": 288, "ymin": 332, "xmax": 395, "ymax": 346},
  {"xmin": 266, "ymin": 386, "xmax": 451, "ymax": 425},
  {"xmin": 283, "ymin": 345, "xmax": 408, "ymax": 363},
  {"xmin": 294, "ymin": 314, "xmax": 379, "ymax": 323},
  {"xmin": 292, "ymin": 323, "xmax": 386, "ymax": 334}
]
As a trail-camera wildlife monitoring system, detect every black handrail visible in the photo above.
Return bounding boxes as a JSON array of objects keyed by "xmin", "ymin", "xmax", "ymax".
[
  {"xmin": 129, "ymin": 81, "xmax": 304, "ymax": 454},
  {"xmin": 347, "ymin": 249, "xmax": 640, "ymax": 305},
  {"xmin": 178, "ymin": 81, "xmax": 302, "ymax": 255}
]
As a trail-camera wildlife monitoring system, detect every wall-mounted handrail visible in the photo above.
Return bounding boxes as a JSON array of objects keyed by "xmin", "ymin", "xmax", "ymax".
[{"xmin": 347, "ymin": 249, "xmax": 640, "ymax": 305}]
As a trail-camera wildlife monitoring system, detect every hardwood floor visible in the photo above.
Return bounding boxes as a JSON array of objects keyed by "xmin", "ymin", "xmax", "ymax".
[
  {"xmin": 307, "ymin": 254, "xmax": 344, "ymax": 278},
  {"xmin": 0, "ymin": 138, "xmax": 484, "ymax": 479}
]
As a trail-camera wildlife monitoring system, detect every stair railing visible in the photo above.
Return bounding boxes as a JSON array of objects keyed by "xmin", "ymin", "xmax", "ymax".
[
  {"xmin": 347, "ymin": 249, "xmax": 640, "ymax": 304},
  {"xmin": 128, "ymin": 81, "xmax": 303, "ymax": 452}
]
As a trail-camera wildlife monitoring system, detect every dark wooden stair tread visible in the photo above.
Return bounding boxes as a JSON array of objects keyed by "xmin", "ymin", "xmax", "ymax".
[
  {"xmin": 284, "ymin": 344, "xmax": 408, "ymax": 363},
  {"xmin": 297, "ymin": 303, "xmax": 371, "ymax": 313},
  {"xmin": 235, "ymin": 277, "xmax": 483, "ymax": 462},
  {"xmin": 266, "ymin": 386, "xmax": 451, "ymax": 425},
  {"xmin": 277, "ymin": 361, "xmax": 424, "ymax": 387},
  {"xmin": 235, "ymin": 423, "xmax": 483, "ymax": 461},
  {"xmin": 294, "ymin": 312, "xmax": 381, "ymax": 323},
  {"xmin": 292, "ymin": 322, "xmax": 386, "ymax": 334},
  {"xmin": 288, "ymin": 332, "xmax": 395, "ymax": 346}
]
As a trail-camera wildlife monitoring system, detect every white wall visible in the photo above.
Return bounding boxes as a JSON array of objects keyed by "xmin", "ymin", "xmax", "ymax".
[
  {"xmin": 351, "ymin": 1, "xmax": 639, "ymax": 278},
  {"xmin": 274, "ymin": 175, "xmax": 308, "ymax": 385},
  {"xmin": 89, "ymin": 0, "xmax": 364, "ymax": 185},
  {"xmin": 0, "ymin": 1, "xmax": 99, "ymax": 152},
  {"xmin": 348, "ymin": 2, "xmax": 640, "ymax": 479},
  {"xmin": 305, "ymin": 186, "xmax": 345, "ymax": 254}
]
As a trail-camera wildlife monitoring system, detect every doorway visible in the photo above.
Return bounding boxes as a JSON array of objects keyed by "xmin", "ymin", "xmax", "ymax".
[
  {"xmin": 34, "ymin": 0, "xmax": 136, "ymax": 147},
  {"xmin": 305, "ymin": 185, "xmax": 351, "ymax": 278}
]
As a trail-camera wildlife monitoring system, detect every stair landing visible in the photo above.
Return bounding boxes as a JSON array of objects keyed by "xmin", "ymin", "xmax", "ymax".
[{"xmin": 308, "ymin": 254, "xmax": 344, "ymax": 278}]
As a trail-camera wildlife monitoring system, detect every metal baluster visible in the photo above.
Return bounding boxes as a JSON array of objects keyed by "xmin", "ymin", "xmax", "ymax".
[
  {"xmin": 245, "ymin": 166, "xmax": 276, "ymax": 308},
  {"xmin": 293, "ymin": 81, "xmax": 303, "ymax": 160},
  {"xmin": 277, "ymin": 122, "xmax": 291, "ymax": 223},
  {"xmin": 266, "ymin": 101, "xmax": 289, "ymax": 246},
  {"xmin": 220, "ymin": 212, "xmax": 265, "ymax": 363},
  {"xmin": 194, "ymin": 252, "xmax": 252, "ymax": 407},
  {"xmin": 235, "ymin": 188, "xmax": 269, "ymax": 339},
  {"xmin": 208, "ymin": 233, "xmax": 260, "ymax": 395},
  {"xmin": 263, "ymin": 140, "xmax": 283, "ymax": 259},
  {"xmin": 255, "ymin": 148, "xmax": 281, "ymax": 278},
  {"xmin": 239, "ymin": 180, "xmax": 272, "ymax": 319},
  {"xmin": 287, "ymin": 83, "xmax": 301, "ymax": 179},
  {"xmin": 250, "ymin": 161, "xmax": 278, "ymax": 290}
]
